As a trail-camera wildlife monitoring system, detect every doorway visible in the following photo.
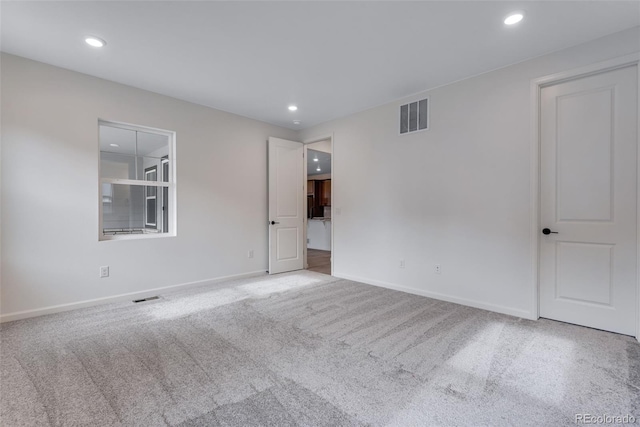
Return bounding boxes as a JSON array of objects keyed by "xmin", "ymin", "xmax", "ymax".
[
  {"xmin": 305, "ymin": 139, "xmax": 332, "ymax": 275},
  {"xmin": 537, "ymin": 63, "xmax": 638, "ymax": 336},
  {"xmin": 267, "ymin": 136, "xmax": 334, "ymax": 276}
]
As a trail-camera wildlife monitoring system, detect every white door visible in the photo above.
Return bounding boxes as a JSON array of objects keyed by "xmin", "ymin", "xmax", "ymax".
[
  {"xmin": 540, "ymin": 65, "xmax": 638, "ymax": 335},
  {"xmin": 268, "ymin": 137, "xmax": 304, "ymax": 274}
]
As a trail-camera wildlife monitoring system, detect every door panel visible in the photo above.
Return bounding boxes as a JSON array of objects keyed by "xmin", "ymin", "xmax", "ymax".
[
  {"xmin": 556, "ymin": 242, "xmax": 613, "ymax": 306},
  {"xmin": 268, "ymin": 137, "xmax": 304, "ymax": 274},
  {"xmin": 276, "ymin": 228, "xmax": 300, "ymax": 260},
  {"xmin": 556, "ymin": 89, "xmax": 613, "ymax": 222},
  {"xmin": 540, "ymin": 65, "xmax": 638, "ymax": 335}
]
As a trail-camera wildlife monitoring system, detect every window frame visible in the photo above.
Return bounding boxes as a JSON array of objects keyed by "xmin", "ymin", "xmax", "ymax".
[
  {"xmin": 144, "ymin": 165, "xmax": 158, "ymax": 229},
  {"xmin": 161, "ymin": 156, "xmax": 170, "ymax": 233},
  {"xmin": 98, "ymin": 119, "xmax": 177, "ymax": 241}
]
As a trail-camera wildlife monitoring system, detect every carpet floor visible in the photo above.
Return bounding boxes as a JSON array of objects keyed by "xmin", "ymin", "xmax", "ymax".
[{"xmin": 1, "ymin": 271, "xmax": 638, "ymax": 426}]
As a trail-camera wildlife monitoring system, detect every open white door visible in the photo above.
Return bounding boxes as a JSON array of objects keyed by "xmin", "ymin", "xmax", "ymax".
[
  {"xmin": 539, "ymin": 65, "xmax": 638, "ymax": 335},
  {"xmin": 268, "ymin": 137, "xmax": 304, "ymax": 274}
]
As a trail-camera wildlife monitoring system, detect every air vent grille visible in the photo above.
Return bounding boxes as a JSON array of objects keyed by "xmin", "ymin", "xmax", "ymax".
[
  {"xmin": 400, "ymin": 98, "xmax": 429, "ymax": 134},
  {"xmin": 133, "ymin": 296, "xmax": 160, "ymax": 303}
]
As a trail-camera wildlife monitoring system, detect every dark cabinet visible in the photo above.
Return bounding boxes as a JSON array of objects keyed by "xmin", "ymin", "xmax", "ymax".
[
  {"xmin": 320, "ymin": 180, "xmax": 331, "ymax": 206},
  {"xmin": 307, "ymin": 179, "xmax": 331, "ymax": 218}
]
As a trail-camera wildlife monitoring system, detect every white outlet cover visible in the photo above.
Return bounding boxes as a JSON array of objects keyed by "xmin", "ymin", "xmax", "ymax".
[{"xmin": 100, "ymin": 266, "xmax": 109, "ymax": 278}]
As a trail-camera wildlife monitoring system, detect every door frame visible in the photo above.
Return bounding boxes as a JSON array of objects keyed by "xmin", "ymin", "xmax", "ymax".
[
  {"xmin": 529, "ymin": 53, "xmax": 640, "ymax": 341},
  {"xmin": 303, "ymin": 134, "xmax": 334, "ymax": 276}
]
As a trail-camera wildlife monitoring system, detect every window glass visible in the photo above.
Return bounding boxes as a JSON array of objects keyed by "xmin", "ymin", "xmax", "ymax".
[
  {"xmin": 99, "ymin": 125, "xmax": 170, "ymax": 181},
  {"xmin": 409, "ymin": 101, "xmax": 418, "ymax": 132},
  {"xmin": 400, "ymin": 104, "xmax": 409, "ymax": 134}
]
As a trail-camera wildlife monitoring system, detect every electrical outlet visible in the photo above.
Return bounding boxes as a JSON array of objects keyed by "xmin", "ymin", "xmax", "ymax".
[
  {"xmin": 248, "ymin": 250, "xmax": 254, "ymax": 259},
  {"xmin": 435, "ymin": 264, "xmax": 441, "ymax": 275},
  {"xmin": 399, "ymin": 259, "xmax": 405, "ymax": 269},
  {"xmin": 100, "ymin": 266, "xmax": 109, "ymax": 278}
]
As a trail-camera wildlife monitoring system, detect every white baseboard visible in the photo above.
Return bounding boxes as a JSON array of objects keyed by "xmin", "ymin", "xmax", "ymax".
[
  {"xmin": 0, "ymin": 270, "xmax": 267, "ymax": 323},
  {"xmin": 333, "ymin": 272, "xmax": 535, "ymax": 320}
]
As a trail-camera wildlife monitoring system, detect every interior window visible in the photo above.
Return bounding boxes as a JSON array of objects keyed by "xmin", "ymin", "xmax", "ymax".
[{"xmin": 99, "ymin": 121, "xmax": 175, "ymax": 240}]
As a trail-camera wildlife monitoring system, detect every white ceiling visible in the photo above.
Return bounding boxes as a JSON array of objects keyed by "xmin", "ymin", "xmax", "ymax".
[
  {"xmin": 308, "ymin": 149, "xmax": 331, "ymax": 177},
  {"xmin": 2, "ymin": 1, "xmax": 639, "ymax": 130}
]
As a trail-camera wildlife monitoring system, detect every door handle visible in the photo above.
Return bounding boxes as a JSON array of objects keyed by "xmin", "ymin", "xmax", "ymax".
[
  {"xmin": 542, "ymin": 228, "xmax": 558, "ymax": 235},
  {"xmin": 270, "ymin": 221, "xmax": 280, "ymax": 225}
]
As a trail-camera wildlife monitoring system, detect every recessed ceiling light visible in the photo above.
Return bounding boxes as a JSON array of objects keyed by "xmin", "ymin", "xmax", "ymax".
[
  {"xmin": 293, "ymin": 120, "xmax": 301, "ymax": 125},
  {"xmin": 85, "ymin": 36, "xmax": 106, "ymax": 48},
  {"xmin": 313, "ymin": 157, "xmax": 318, "ymax": 162},
  {"xmin": 288, "ymin": 105, "xmax": 298, "ymax": 111},
  {"xmin": 316, "ymin": 167, "xmax": 321, "ymax": 172},
  {"xmin": 109, "ymin": 143, "xmax": 119, "ymax": 147},
  {"xmin": 504, "ymin": 13, "xmax": 524, "ymax": 25}
]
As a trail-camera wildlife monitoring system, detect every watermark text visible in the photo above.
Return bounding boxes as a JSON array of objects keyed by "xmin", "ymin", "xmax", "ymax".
[{"xmin": 575, "ymin": 414, "xmax": 636, "ymax": 424}]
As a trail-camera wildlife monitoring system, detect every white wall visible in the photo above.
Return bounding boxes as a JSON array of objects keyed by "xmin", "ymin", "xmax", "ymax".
[
  {"xmin": 307, "ymin": 220, "xmax": 331, "ymax": 251},
  {"xmin": 1, "ymin": 53, "xmax": 297, "ymax": 319},
  {"xmin": 307, "ymin": 139, "xmax": 331, "ymax": 154},
  {"xmin": 299, "ymin": 27, "xmax": 640, "ymax": 319}
]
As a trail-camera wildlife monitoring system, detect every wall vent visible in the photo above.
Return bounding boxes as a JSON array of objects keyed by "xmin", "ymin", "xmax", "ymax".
[
  {"xmin": 400, "ymin": 98, "xmax": 429, "ymax": 134},
  {"xmin": 133, "ymin": 296, "xmax": 160, "ymax": 303}
]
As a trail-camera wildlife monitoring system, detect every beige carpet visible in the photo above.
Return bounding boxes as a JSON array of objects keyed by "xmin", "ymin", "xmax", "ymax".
[{"xmin": 1, "ymin": 271, "xmax": 638, "ymax": 426}]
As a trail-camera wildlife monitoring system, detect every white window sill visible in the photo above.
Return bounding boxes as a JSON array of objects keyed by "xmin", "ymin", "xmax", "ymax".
[{"xmin": 100, "ymin": 232, "xmax": 176, "ymax": 242}]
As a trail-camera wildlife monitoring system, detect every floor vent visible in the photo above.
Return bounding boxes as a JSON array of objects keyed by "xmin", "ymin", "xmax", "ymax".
[
  {"xmin": 400, "ymin": 98, "xmax": 429, "ymax": 134},
  {"xmin": 133, "ymin": 296, "xmax": 160, "ymax": 303}
]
